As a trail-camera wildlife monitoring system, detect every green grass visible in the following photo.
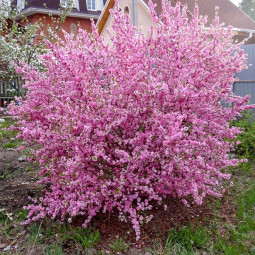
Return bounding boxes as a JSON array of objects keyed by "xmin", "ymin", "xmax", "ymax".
[
  {"xmin": 0, "ymin": 210, "xmax": 14, "ymax": 238},
  {"xmin": 23, "ymin": 220, "xmax": 100, "ymax": 251},
  {"xmin": 44, "ymin": 244, "xmax": 64, "ymax": 255},
  {"xmin": 166, "ymin": 225, "xmax": 210, "ymax": 252},
  {"xmin": 28, "ymin": 223, "xmax": 43, "ymax": 245},
  {"xmin": 109, "ymin": 237, "xmax": 129, "ymax": 252},
  {"xmin": 68, "ymin": 226, "xmax": 100, "ymax": 249},
  {"xmin": 0, "ymin": 163, "xmax": 13, "ymax": 179},
  {"xmin": 16, "ymin": 209, "xmax": 29, "ymax": 222},
  {"xmin": 3, "ymin": 140, "xmax": 20, "ymax": 149},
  {"xmin": 0, "ymin": 118, "xmax": 20, "ymax": 149}
]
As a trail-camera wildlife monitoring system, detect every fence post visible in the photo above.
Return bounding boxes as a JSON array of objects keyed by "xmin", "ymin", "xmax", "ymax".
[{"xmin": 0, "ymin": 73, "xmax": 24, "ymax": 106}]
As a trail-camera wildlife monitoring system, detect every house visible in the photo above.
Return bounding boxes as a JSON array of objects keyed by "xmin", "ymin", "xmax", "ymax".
[
  {"xmin": 97, "ymin": 0, "xmax": 255, "ymax": 44},
  {"xmin": 14, "ymin": 0, "xmax": 107, "ymax": 39}
]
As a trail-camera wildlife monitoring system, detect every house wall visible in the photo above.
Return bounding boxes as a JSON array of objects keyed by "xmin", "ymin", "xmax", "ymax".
[
  {"xmin": 101, "ymin": 0, "xmax": 153, "ymax": 44},
  {"xmin": 25, "ymin": 14, "xmax": 93, "ymax": 42}
]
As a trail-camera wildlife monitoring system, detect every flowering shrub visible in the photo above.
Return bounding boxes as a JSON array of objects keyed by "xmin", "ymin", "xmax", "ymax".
[{"xmin": 8, "ymin": 0, "xmax": 252, "ymax": 240}]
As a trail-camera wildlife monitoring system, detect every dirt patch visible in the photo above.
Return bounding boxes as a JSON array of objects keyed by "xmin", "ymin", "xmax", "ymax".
[
  {"xmin": 0, "ymin": 148, "xmax": 38, "ymax": 212},
  {"xmin": 90, "ymin": 197, "xmax": 215, "ymax": 251}
]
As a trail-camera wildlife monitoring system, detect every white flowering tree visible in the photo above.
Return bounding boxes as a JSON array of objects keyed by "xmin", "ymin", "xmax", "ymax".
[{"xmin": 0, "ymin": 0, "xmax": 71, "ymax": 77}]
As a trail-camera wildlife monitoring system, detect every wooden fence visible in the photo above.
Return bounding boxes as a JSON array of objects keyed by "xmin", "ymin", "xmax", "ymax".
[{"xmin": 0, "ymin": 74, "xmax": 24, "ymax": 107}]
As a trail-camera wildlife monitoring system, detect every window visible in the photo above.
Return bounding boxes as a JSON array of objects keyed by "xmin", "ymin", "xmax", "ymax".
[
  {"xmin": 87, "ymin": 0, "xmax": 96, "ymax": 11},
  {"xmin": 60, "ymin": 0, "xmax": 69, "ymax": 8},
  {"xmin": 17, "ymin": 0, "xmax": 25, "ymax": 11},
  {"xmin": 60, "ymin": 0, "xmax": 79, "ymax": 10},
  {"xmin": 70, "ymin": 23, "xmax": 78, "ymax": 37},
  {"xmin": 124, "ymin": 6, "xmax": 129, "ymax": 14}
]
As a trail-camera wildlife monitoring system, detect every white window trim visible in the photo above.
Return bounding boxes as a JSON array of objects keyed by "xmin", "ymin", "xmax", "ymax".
[
  {"xmin": 60, "ymin": 0, "xmax": 68, "ymax": 8},
  {"xmin": 17, "ymin": 0, "xmax": 25, "ymax": 11},
  {"xmin": 87, "ymin": 0, "xmax": 97, "ymax": 11},
  {"xmin": 97, "ymin": 0, "xmax": 104, "ymax": 11},
  {"xmin": 74, "ymin": 0, "xmax": 80, "ymax": 11},
  {"xmin": 60, "ymin": 0, "xmax": 80, "ymax": 11}
]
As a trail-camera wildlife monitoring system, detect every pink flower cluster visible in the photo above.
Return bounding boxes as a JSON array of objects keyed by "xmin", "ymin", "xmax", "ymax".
[{"xmin": 8, "ymin": 1, "xmax": 251, "ymax": 240}]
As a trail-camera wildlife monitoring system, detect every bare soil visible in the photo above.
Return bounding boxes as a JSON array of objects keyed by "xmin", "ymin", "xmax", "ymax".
[{"xmin": 0, "ymin": 148, "xmax": 38, "ymax": 212}]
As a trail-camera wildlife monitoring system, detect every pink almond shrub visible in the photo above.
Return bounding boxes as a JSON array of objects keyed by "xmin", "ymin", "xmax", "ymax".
[{"xmin": 8, "ymin": 0, "xmax": 251, "ymax": 240}]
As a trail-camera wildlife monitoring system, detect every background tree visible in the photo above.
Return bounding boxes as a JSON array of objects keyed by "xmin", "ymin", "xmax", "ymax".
[
  {"xmin": 0, "ymin": 0, "xmax": 71, "ymax": 77},
  {"xmin": 240, "ymin": 0, "xmax": 255, "ymax": 21}
]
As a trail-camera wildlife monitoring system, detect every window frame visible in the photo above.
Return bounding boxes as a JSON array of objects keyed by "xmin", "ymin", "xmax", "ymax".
[
  {"xmin": 87, "ymin": 0, "xmax": 97, "ymax": 11},
  {"xmin": 60, "ymin": 0, "xmax": 69, "ymax": 8},
  {"xmin": 60, "ymin": 0, "xmax": 80, "ymax": 11},
  {"xmin": 17, "ymin": 0, "xmax": 25, "ymax": 11}
]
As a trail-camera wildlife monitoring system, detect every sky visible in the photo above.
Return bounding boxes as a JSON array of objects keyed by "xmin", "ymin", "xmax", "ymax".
[{"xmin": 230, "ymin": 0, "xmax": 242, "ymax": 7}]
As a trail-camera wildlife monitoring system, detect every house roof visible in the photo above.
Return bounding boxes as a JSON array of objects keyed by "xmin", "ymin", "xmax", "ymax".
[
  {"xmin": 149, "ymin": 0, "xmax": 255, "ymax": 31},
  {"xmin": 14, "ymin": 0, "xmax": 107, "ymax": 20},
  {"xmin": 97, "ymin": 0, "xmax": 255, "ymax": 43},
  {"xmin": 97, "ymin": 0, "xmax": 114, "ymax": 34}
]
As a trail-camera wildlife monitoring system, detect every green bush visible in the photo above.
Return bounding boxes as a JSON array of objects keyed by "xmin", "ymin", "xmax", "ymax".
[{"xmin": 231, "ymin": 111, "xmax": 255, "ymax": 168}]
